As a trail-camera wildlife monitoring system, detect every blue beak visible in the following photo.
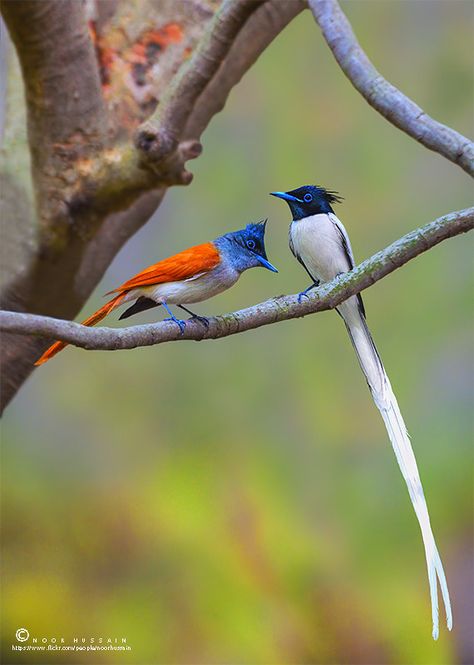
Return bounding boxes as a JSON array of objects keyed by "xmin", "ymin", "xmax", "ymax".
[
  {"xmin": 270, "ymin": 191, "xmax": 303, "ymax": 203},
  {"xmin": 256, "ymin": 255, "xmax": 278, "ymax": 273}
]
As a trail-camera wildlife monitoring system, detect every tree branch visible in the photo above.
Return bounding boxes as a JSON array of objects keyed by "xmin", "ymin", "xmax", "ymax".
[
  {"xmin": 134, "ymin": 0, "xmax": 266, "ymax": 162},
  {"xmin": 2, "ymin": 207, "xmax": 472, "ymax": 351},
  {"xmin": 1, "ymin": 0, "xmax": 107, "ymax": 250},
  {"xmin": 184, "ymin": 0, "xmax": 306, "ymax": 140},
  {"xmin": 79, "ymin": 0, "xmax": 305, "ymax": 211},
  {"xmin": 309, "ymin": 0, "xmax": 474, "ymax": 177},
  {"xmin": 68, "ymin": 139, "xmax": 202, "ymax": 221},
  {"xmin": 0, "ymin": 0, "xmax": 304, "ymax": 412}
]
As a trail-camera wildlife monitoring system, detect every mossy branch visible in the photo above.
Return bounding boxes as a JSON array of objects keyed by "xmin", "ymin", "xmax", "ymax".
[{"xmin": 1, "ymin": 207, "xmax": 472, "ymax": 352}]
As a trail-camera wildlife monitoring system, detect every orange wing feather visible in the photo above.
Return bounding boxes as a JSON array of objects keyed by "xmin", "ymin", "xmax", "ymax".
[
  {"xmin": 108, "ymin": 242, "xmax": 221, "ymax": 294},
  {"xmin": 35, "ymin": 242, "xmax": 220, "ymax": 366}
]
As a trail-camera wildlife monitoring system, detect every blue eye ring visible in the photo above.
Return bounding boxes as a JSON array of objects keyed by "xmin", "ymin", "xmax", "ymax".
[
  {"xmin": 246, "ymin": 239, "xmax": 256, "ymax": 250},
  {"xmin": 303, "ymin": 193, "xmax": 313, "ymax": 203}
]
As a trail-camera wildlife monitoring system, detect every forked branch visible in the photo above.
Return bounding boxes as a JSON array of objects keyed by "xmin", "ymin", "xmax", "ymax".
[{"xmin": 135, "ymin": 0, "xmax": 266, "ymax": 162}]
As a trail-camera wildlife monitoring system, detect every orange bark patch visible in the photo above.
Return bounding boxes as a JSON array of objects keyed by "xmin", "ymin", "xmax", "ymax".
[
  {"xmin": 88, "ymin": 20, "xmax": 187, "ymax": 128},
  {"xmin": 89, "ymin": 22, "xmax": 184, "ymax": 94}
]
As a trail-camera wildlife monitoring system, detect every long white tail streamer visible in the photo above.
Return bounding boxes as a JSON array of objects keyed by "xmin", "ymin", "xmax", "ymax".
[{"xmin": 339, "ymin": 298, "xmax": 452, "ymax": 640}]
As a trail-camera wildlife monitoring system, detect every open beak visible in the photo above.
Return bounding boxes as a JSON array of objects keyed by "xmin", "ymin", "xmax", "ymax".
[
  {"xmin": 256, "ymin": 255, "xmax": 278, "ymax": 273},
  {"xmin": 270, "ymin": 191, "xmax": 302, "ymax": 203}
]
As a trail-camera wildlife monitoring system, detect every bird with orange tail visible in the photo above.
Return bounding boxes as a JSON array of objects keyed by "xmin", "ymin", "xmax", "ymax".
[{"xmin": 35, "ymin": 221, "xmax": 277, "ymax": 366}]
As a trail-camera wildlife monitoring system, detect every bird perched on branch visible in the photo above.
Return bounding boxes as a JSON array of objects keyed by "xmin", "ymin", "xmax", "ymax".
[
  {"xmin": 35, "ymin": 221, "xmax": 277, "ymax": 365},
  {"xmin": 271, "ymin": 185, "xmax": 452, "ymax": 640}
]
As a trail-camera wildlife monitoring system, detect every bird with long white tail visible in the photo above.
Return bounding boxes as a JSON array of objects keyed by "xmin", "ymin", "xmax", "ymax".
[{"xmin": 271, "ymin": 184, "xmax": 452, "ymax": 640}]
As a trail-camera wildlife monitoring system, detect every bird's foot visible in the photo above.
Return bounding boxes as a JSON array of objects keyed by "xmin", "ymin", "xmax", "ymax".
[
  {"xmin": 164, "ymin": 316, "xmax": 186, "ymax": 335},
  {"xmin": 190, "ymin": 315, "xmax": 209, "ymax": 329},
  {"xmin": 297, "ymin": 281, "xmax": 320, "ymax": 304},
  {"xmin": 177, "ymin": 305, "xmax": 209, "ymax": 329}
]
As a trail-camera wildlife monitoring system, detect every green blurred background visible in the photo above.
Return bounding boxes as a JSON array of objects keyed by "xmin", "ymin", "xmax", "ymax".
[{"xmin": 2, "ymin": 2, "xmax": 473, "ymax": 663}]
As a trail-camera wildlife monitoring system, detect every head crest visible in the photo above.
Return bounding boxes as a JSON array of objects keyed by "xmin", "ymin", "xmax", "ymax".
[
  {"xmin": 245, "ymin": 219, "xmax": 267, "ymax": 235},
  {"xmin": 270, "ymin": 185, "xmax": 343, "ymax": 219},
  {"xmin": 287, "ymin": 185, "xmax": 343, "ymax": 205},
  {"xmin": 316, "ymin": 187, "xmax": 343, "ymax": 205},
  {"xmin": 216, "ymin": 219, "xmax": 277, "ymax": 273}
]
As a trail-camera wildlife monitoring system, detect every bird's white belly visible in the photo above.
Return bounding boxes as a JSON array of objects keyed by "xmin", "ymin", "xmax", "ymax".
[
  {"xmin": 133, "ymin": 264, "xmax": 240, "ymax": 305},
  {"xmin": 290, "ymin": 214, "xmax": 351, "ymax": 283}
]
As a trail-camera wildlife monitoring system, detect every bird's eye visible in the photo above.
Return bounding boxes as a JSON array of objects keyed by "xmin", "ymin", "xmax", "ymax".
[
  {"xmin": 303, "ymin": 193, "xmax": 313, "ymax": 203},
  {"xmin": 246, "ymin": 239, "xmax": 256, "ymax": 250}
]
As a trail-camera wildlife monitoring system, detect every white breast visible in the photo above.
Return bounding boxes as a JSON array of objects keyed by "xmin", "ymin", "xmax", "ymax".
[
  {"xmin": 130, "ymin": 262, "xmax": 240, "ymax": 306},
  {"xmin": 290, "ymin": 213, "xmax": 353, "ymax": 284}
]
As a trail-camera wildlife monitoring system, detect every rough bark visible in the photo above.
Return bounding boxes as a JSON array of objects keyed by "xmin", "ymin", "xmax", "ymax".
[
  {"xmin": 0, "ymin": 0, "xmax": 304, "ymax": 412},
  {"xmin": 1, "ymin": 0, "xmax": 107, "ymax": 250}
]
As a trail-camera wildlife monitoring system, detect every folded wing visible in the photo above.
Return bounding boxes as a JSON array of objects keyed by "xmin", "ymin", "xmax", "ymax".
[
  {"xmin": 107, "ymin": 242, "xmax": 221, "ymax": 294},
  {"xmin": 35, "ymin": 242, "xmax": 221, "ymax": 366}
]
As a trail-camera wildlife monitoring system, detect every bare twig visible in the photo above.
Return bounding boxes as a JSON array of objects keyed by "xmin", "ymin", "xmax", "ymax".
[
  {"xmin": 184, "ymin": 0, "xmax": 306, "ymax": 139},
  {"xmin": 135, "ymin": 0, "xmax": 265, "ymax": 161},
  {"xmin": 309, "ymin": 0, "xmax": 474, "ymax": 177},
  {"xmin": 2, "ymin": 207, "xmax": 472, "ymax": 351}
]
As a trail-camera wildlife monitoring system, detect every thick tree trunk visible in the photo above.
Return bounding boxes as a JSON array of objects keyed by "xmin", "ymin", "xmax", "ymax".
[{"xmin": 0, "ymin": 0, "xmax": 304, "ymax": 413}]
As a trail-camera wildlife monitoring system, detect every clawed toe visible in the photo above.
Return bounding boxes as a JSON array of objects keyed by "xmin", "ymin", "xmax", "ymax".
[
  {"xmin": 177, "ymin": 305, "xmax": 209, "ymax": 328},
  {"xmin": 298, "ymin": 280, "xmax": 320, "ymax": 304},
  {"xmin": 191, "ymin": 315, "xmax": 209, "ymax": 328}
]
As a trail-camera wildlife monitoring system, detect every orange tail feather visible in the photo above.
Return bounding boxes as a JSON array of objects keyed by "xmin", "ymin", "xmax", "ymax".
[{"xmin": 34, "ymin": 293, "xmax": 126, "ymax": 366}]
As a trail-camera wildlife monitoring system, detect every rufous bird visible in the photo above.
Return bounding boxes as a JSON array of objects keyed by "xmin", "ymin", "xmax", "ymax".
[
  {"xmin": 271, "ymin": 185, "xmax": 452, "ymax": 640},
  {"xmin": 35, "ymin": 221, "xmax": 277, "ymax": 366}
]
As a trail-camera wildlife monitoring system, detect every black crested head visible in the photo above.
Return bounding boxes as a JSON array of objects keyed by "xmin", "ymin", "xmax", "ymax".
[{"xmin": 270, "ymin": 185, "xmax": 343, "ymax": 220}]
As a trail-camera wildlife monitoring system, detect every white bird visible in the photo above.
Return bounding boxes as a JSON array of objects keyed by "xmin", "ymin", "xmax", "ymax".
[{"xmin": 271, "ymin": 184, "xmax": 452, "ymax": 640}]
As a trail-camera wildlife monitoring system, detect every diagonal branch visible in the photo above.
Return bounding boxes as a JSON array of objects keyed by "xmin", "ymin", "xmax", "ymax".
[
  {"xmin": 135, "ymin": 0, "xmax": 266, "ymax": 162},
  {"xmin": 77, "ymin": 0, "xmax": 305, "ymax": 209},
  {"xmin": 75, "ymin": 0, "xmax": 305, "ymax": 203},
  {"xmin": 184, "ymin": 0, "xmax": 306, "ymax": 140},
  {"xmin": 309, "ymin": 0, "xmax": 474, "ymax": 177},
  {"xmin": 2, "ymin": 207, "xmax": 472, "ymax": 351}
]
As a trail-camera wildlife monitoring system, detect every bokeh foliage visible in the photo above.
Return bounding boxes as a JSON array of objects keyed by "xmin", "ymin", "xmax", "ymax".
[{"xmin": 2, "ymin": 2, "xmax": 473, "ymax": 663}]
